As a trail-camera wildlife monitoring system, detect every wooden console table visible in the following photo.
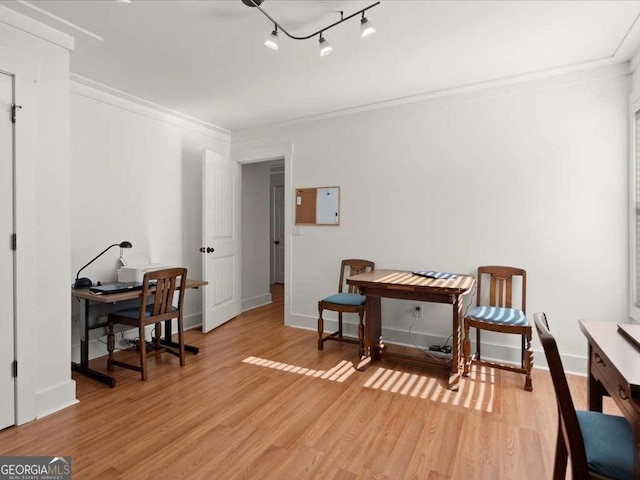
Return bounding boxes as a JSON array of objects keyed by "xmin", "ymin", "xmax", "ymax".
[
  {"xmin": 579, "ymin": 319, "xmax": 640, "ymax": 477},
  {"xmin": 347, "ymin": 270, "xmax": 475, "ymax": 391}
]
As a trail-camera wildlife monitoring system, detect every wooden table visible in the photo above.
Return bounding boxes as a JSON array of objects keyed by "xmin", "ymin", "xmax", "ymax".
[
  {"xmin": 72, "ymin": 279, "xmax": 207, "ymax": 387},
  {"xmin": 347, "ymin": 270, "xmax": 475, "ymax": 390},
  {"xmin": 579, "ymin": 320, "xmax": 640, "ymax": 477}
]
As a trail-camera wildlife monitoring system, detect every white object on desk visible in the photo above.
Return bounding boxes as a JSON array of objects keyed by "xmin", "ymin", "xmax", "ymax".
[{"xmin": 117, "ymin": 253, "xmax": 170, "ymax": 283}]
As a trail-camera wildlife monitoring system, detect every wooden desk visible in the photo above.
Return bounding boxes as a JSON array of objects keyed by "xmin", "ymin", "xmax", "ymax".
[
  {"xmin": 72, "ymin": 279, "xmax": 207, "ymax": 387},
  {"xmin": 579, "ymin": 320, "xmax": 640, "ymax": 477},
  {"xmin": 347, "ymin": 270, "xmax": 475, "ymax": 391}
]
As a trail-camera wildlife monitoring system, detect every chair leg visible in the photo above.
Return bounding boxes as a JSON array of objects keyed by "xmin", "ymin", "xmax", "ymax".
[
  {"xmin": 462, "ymin": 321, "xmax": 471, "ymax": 377},
  {"xmin": 154, "ymin": 322, "xmax": 162, "ymax": 354},
  {"xmin": 338, "ymin": 312, "xmax": 343, "ymax": 339},
  {"xmin": 177, "ymin": 315, "xmax": 185, "ymax": 367},
  {"xmin": 317, "ymin": 304, "xmax": 324, "ymax": 350},
  {"xmin": 139, "ymin": 324, "xmax": 147, "ymax": 381},
  {"xmin": 357, "ymin": 308, "xmax": 365, "ymax": 358},
  {"xmin": 476, "ymin": 329, "xmax": 482, "ymax": 360},
  {"xmin": 107, "ymin": 321, "xmax": 115, "ymax": 371},
  {"xmin": 524, "ymin": 329, "xmax": 533, "ymax": 392},
  {"xmin": 552, "ymin": 425, "xmax": 568, "ymax": 480}
]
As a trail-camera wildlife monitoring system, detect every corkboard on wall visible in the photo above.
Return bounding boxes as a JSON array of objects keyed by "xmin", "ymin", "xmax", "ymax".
[{"xmin": 295, "ymin": 188, "xmax": 317, "ymax": 224}]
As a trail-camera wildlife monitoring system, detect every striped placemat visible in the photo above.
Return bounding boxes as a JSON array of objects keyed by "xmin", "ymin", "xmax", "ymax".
[{"xmin": 412, "ymin": 270, "xmax": 458, "ymax": 280}]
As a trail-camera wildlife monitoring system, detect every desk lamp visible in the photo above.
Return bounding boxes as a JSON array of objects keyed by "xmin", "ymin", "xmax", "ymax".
[{"xmin": 73, "ymin": 241, "xmax": 132, "ymax": 289}]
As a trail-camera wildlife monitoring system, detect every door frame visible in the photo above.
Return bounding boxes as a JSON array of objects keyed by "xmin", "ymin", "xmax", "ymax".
[
  {"xmin": 231, "ymin": 141, "xmax": 293, "ymax": 326},
  {"xmin": 0, "ymin": 70, "xmax": 15, "ymax": 429},
  {"xmin": 0, "ymin": 62, "xmax": 38, "ymax": 424}
]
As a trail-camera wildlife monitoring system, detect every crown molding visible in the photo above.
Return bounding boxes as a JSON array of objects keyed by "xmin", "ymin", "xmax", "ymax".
[
  {"xmin": 0, "ymin": 4, "xmax": 73, "ymax": 51},
  {"xmin": 615, "ymin": 11, "xmax": 640, "ymax": 68},
  {"xmin": 71, "ymin": 75, "xmax": 230, "ymax": 141}
]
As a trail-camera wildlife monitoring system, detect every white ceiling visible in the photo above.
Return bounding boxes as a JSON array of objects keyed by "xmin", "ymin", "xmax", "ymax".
[{"xmin": 4, "ymin": 0, "xmax": 640, "ymax": 131}]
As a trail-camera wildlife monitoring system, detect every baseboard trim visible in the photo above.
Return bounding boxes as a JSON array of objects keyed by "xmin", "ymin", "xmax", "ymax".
[
  {"xmin": 184, "ymin": 313, "xmax": 202, "ymax": 331},
  {"xmin": 242, "ymin": 293, "xmax": 273, "ymax": 312},
  {"xmin": 35, "ymin": 380, "xmax": 78, "ymax": 420}
]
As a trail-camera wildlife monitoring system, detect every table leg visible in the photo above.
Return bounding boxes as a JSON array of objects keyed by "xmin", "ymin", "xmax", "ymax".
[
  {"xmin": 160, "ymin": 319, "xmax": 199, "ymax": 354},
  {"xmin": 447, "ymin": 294, "xmax": 463, "ymax": 391},
  {"xmin": 71, "ymin": 298, "xmax": 116, "ymax": 388},
  {"xmin": 365, "ymin": 296, "xmax": 382, "ymax": 361}
]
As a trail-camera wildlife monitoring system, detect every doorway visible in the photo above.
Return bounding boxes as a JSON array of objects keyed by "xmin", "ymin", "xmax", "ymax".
[
  {"xmin": 240, "ymin": 159, "xmax": 285, "ymax": 317},
  {"xmin": 234, "ymin": 141, "xmax": 292, "ymax": 326}
]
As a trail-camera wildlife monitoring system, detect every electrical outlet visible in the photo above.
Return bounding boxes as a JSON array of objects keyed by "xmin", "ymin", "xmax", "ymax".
[{"xmin": 413, "ymin": 305, "xmax": 422, "ymax": 319}]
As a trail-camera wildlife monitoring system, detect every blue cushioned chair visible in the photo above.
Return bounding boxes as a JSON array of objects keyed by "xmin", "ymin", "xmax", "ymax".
[
  {"xmin": 534, "ymin": 313, "xmax": 634, "ymax": 480},
  {"xmin": 317, "ymin": 259, "xmax": 374, "ymax": 357},
  {"xmin": 462, "ymin": 265, "xmax": 533, "ymax": 391},
  {"xmin": 107, "ymin": 267, "xmax": 187, "ymax": 381}
]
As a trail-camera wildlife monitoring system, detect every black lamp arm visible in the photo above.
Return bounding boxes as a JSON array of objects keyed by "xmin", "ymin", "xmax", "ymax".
[
  {"xmin": 74, "ymin": 243, "xmax": 120, "ymax": 282},
  {"xmin": 73, "ymin": 241, "xmax": 132, "ymax": 289}
]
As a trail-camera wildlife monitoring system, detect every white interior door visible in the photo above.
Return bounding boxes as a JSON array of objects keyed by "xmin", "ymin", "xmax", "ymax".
[
  {"xmin": 272, "ymin": 185, "xmax": 284, "ymax": 284},
  {"xmin": 0, "ymin": 71, "xmax": 15, "ymax": 430},
  {"xmin": 202, "ymin": 149, "xmax": 241, "ymax": 333}
]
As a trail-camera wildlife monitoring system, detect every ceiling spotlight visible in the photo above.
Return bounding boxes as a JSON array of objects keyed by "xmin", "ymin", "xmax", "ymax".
[
  {"xmin": 264, "ymin": 26, "xmax": 279, "ymax": 50},
  {"xmin": 360, "ymin": 15, "xmax": 375, "ymax": 38},
  {"xmin": 319, "ymin": 34, "xmax": 333, "ymax": 57}
]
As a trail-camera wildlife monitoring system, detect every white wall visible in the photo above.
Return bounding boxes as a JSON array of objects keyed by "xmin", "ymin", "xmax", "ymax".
[
  {"xmin": 241, "ymin": 161, "xmax": 272, "ymax": 311},
  {"xmin": 232, "ymin": 64, "xmax": 631, "ymax": 374},
  {"xmin": 70, "ymin": 84, "xmax": 230, "ymax": 357},
  {"xmin": 632, "ymin": 58, "xmax": 640, "ymax": 101},
  {"xmin": 632, "ymin": 61, "xmax": 640, "ymax": 324},
  {"xmin": 0, "ymin": 7, "xmax": 76, "ymax": 422}
]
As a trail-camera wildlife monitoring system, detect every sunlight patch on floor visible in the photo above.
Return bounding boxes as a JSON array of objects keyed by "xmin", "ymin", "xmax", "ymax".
[
  {"xmin": 242, "ymin": 356, "xmax": 495, "ymax": 410},
  {"xmin": 363, "ymin": 365, "xmax": 495, "ymax": 412},
  {"xmin": 242, "ymin": 356, "xmax": 357, "ymax": 383}
]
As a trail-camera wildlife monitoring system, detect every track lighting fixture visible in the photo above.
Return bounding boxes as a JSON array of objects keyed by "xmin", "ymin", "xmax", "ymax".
[
  {"xmin": 360, "ymin": 15, "xmax": 376, "ymax": 38},
  {"xmin": 264, "ymin": 25, "xmax": 279, "ymax": 50},
  {"xmin": 318, "ymin": 34, "xmax": 333, "ymax": 57},
  {"xmin": 243, "ymin": 0, "xmax": 379, "ymax": 56}
]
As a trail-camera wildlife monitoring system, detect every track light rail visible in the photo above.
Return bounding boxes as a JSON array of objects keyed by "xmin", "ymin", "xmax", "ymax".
[{"xmin": 248, "ymin": 0, "xmax": 380, "ymax": 40}]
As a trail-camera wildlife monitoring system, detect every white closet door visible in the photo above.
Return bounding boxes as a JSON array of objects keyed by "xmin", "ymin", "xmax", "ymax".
[
  {"xmin": 272, "ymin": 185, "xmax": 285, "ymax": 284},
  {"xmin": 201, "ymin": 149, "xmax": 241, "ymax": 333}
]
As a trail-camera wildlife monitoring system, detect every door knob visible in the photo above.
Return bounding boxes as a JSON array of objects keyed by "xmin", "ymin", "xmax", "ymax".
[
  {"xmin": 207, "ymin": 247, "xmax": 215, "ymax": 253},
  {"xmin": 274, "ymin": 241, "xmax": 280, "ymax": 245},
  {"xmin": 200, "ymin": 247, "xmax": 206, "ymax": 253}
]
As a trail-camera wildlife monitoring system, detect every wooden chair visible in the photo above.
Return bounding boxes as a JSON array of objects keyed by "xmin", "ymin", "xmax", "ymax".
[
  {"xmin": 534, "ymin": 313, "xmax": 634, "ymax": 479},
  {"xmin": 107, "ymin": 267, "xmax": 187, "ymax": 381},
  {"xmin": 462, "ymin": 265, "xmax": 533, "ymax": 391},
  {"xmin": 317, "ymin": 259, "xmax": 374, "ymax": 357}
]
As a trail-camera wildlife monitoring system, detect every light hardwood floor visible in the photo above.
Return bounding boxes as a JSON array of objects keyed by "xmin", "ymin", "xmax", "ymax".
[{"xmin": 0, "ymin": 285, "xmax": 621, "ymax": 479}]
